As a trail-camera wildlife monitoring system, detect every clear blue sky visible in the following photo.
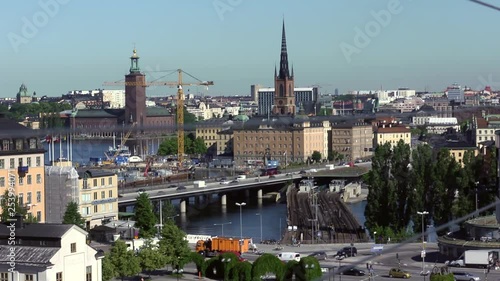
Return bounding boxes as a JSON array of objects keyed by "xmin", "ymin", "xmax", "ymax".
[{"xmin": 1, "ymin": 0, "xmax": 500, "ymax": 97}]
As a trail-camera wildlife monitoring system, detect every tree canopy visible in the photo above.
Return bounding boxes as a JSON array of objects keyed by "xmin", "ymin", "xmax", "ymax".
[
  {"xmin": 62, "ymin": 201, "xmax": 85, "ymax": 229},
  {"xmin": 134, "ymin": 193, "xmax": 157, "ymax": 238},
  {"xmin": 158, "ymin": 220, "xmax": 191, "ymax": 267},
  {"xmin": 157, "ymin": 133, "xmax": 207, "ymax": 156},
  {"xmin": 108, "ymin": 240, "xmax": 141, "ymax": 281},
  {"xmin": 364, "ymin": 141, "xmax": 497, "ymax": 235},
  {"xmin": 7, "ymin": 102, "xmax": 72, "ymax": 122}
]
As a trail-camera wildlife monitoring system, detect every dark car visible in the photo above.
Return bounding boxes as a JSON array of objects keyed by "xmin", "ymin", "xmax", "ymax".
[
  {"xmin": 338, "ymin": 266, "xmax": 365, "ymax": 276},
  {"xmin": 337, "ymin": 246, "xmax": 357, "ymax": 257},
  {"xmin": 176, "ymin": 186, "xmax": 187, "ymax": 191},
  {"xmin": 137, "ymin": 188, "xmax": 146, "ymax": 194},
  {"xmin": 308, "ymin": 251, "xmax": 328, "ymax": 260},
  {"xmin": 269, "ymin": 175, "xmax": 276, "ymax": 179},
  {"xmin": 230, "ymin": 180, "xmax": 239, "ymax": 184},
  {"xmin": 299, "ymin": 170, "xmax": 307, "ymax": 174},
  {"xmin": 167, "ymin": 184, "xmax": 178, "ymax": 189}
]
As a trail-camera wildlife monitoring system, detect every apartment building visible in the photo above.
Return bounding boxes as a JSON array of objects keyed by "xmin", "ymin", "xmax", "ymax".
[
  {"xmin": 330, "ymin": 121, "xmax": 373, "ymax": 162},
  {"xmin": 373, "ymin": 120, "xmax": 412, "ymax": 148},
  {"xmin": 0, "ymin": 217, "xmax": 103, "ymax": 281},
  {"xmin": 78, "ymin": 170, "xmax": 118, "ymax": 229},
  {"xmin": 0, "ymin": 114, "xmax": 46, "ymax": 222},
  {"xmin": 472, "ymin": 115, "xmax": 500, "ymax": 147},
  {"xmin": 232, "ymin": 114, "xmax": 329, "ymax": 165}
]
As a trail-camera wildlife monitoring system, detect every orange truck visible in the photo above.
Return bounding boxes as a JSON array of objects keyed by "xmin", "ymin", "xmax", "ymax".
[{"xmin": 195, "ymin": 237, "xmax": 251, "ymax": 257}]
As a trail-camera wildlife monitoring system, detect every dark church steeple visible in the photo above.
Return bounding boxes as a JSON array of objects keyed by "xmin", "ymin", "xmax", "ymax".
[
  {"xmin": 278, "ymin": 19, "xmax": 290, "ymax": 79},
  {"xmin": 273, "ymin": 19, "xmax": 296, "ymax": 116}
]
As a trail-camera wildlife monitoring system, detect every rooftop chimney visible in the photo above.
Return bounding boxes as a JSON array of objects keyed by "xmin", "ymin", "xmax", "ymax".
[{"xmin": 14, "ymin": 213, "xmax": 24, "ymax": 229}]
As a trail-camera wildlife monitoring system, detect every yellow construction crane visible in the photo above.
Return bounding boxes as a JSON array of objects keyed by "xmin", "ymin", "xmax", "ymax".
[{"xmin": 103, "ymin": 69, "xmax": 213, "ymax": 166}]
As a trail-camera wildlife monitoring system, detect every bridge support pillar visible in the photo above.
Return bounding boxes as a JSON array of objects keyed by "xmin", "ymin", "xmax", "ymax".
[
  {"xmin": 245, "ymin": 189, "xmax": 250, "ymax": 198},
  {"xmin": 257, "ymin": 189, "xmax": 263, "ymax": 199},
  {"xmin": 221, "ymin": 194, "xmax": 227, "ymax": 206},
  {"xmin": 180, "ymin": 200, "xmax": 187, "ymax": 213},
  {"xmin": 195, "ymin": 196, "xmax": 201, "ymax": 206}
]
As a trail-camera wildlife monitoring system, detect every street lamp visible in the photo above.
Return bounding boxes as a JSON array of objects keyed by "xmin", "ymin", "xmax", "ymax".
[
  {"xmin": 256, "ymin": 213, "xmax": 263, "ymax": 243},
  {"xmin": 235, "ymin": 202, "xmax": 246, "ymax": 239},
  {"xmin": 417, "ymin": 211, "xmax": 429, "ymax": 277},
  {"xmin": 214, "ymin": 221, "xmax": 232, "ymax": 237}
]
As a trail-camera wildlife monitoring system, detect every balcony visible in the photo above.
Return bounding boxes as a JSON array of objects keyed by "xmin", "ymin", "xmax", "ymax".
[{"xmin": 18, "ymin": 166, "xmax": 29, "ymax": 175}]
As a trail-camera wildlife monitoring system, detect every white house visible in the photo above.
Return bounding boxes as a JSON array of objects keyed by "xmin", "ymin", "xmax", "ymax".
[{"xmin": 0, "ymin": 216, "xmax": 103, "ymax": 281}]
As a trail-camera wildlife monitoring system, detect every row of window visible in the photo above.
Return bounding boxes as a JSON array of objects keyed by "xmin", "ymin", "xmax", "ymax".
[
  {"xmin": 477, "ymin": 136, "xmax": 494, "ymax": 141},
  {"xmin": 81, "ymin": 190, "xmax": 114, "ymax": 203},
  {"xmin": 477, "ymin": 129, "xmax": 495, "ymax": 135},
  {"xmin": 0, "ymin": 266, "xmax": 93, "ymax": 281},
  {"xmin": 378, "ymin": 134, "xmax": 410, "ymax": 138},
  {"xmin": 0, "ymin": 174, "xmax": 43, "ymax": 187},
  {"xmin": 1, "ymin": 138, "xmax": 38, "ymax": 152},
  {"xmin": 17, "ymin": 191, "xmax": 42, "ymax": 205},
  {"xmin": 81, "ymin": 203, "xmax": 114, "ymax": 215},
  {"xmin": 82, "ymin": 177, "xmax": 114, "ymax": 189},
  {"xmin": 0, "ymin": 156, "xmax": 42, "ymax": 169}
]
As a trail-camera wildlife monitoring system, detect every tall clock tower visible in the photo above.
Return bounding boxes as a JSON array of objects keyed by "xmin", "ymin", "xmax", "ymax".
[{"xmin": 273, "ymin": 20, "xmax": 295, "ymax": 116}]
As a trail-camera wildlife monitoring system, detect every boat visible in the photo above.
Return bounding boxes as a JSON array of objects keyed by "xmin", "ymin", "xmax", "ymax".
[{"xmin": 105, "ymin": 145, "xmax": 131, "ymax": 158}]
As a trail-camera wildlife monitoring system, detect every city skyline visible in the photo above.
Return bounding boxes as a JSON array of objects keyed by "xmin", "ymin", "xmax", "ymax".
[{"xmin": 2, "ymin": 0, "xmax": 500, "ymax": 98}]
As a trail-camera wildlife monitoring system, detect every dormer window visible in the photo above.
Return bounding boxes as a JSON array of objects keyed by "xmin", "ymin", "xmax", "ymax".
[
  {"xmin": 15, "ymin": 139, "xmax": 23, "ymax": 150},
  {"xmin": 29, "ymin": 138, "xmax": 36, "ymax": 149},
  {"xmin": 2, "ymin": 140, "xmax": 9, "ymax": 151}
]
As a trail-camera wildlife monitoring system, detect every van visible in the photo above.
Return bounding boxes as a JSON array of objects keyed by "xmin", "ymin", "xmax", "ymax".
[
  {"xmin": 237, "ymin": 175, "xmax": 246, "ymax": 180},
  {"xmin": 276, "ymin": 252, "xmax": 301, "ymax": 262}
]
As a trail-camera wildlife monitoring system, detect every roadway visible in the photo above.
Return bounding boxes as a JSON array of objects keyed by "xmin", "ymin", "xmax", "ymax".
[{"xmin": 118, "ymin": 162, "xmax": 373, "ymax": 206}]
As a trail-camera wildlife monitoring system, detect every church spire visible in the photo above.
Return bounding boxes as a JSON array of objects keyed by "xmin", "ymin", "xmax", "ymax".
[{"xmin": 278, "ymin": 19, "xmax": 290, "ymax": 79}]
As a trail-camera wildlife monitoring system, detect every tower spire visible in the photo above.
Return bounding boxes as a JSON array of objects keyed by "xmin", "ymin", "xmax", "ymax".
[{"xmin": 278, "ymin": 19, "xmax": 290, "ymax": 79}]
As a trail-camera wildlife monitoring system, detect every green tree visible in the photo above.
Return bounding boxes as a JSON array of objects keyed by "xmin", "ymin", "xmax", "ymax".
[
  {"xmin": 252, "ymin": 253, "xmax": 285, "ymax": 281},
  {"xmin": 102, "ymin": 254, "xmax": 116, "ymax": 281},
  {"xmin": 191, "ymin": 137, "xmax": 207, "ymax": 155},
  {"xmin": 155, "ymin": 200, "xmax": 177, "ymax": 225},
  {"xmin": 189, "ymin": 251, "xmax": 206, "ymax": 277},
  {"xmin": 157, "ymin": 138, "xmax": 177, "ymax": 156},
  {"xmin": 311, "ymin": 151, "xmax": 322, "ymax": 163},
  {"xmin": 391, "ymin": 140, "xmax": 414, "ymax": 230},
  {"xmin": 62, "ymin": 201, "xmax": 85, "ymax": 229},
  {"xmin": 134, "ymin": 193, "xmax": 157, "ymax": 238},
  {"xmin": 299, "ymin": 256, "xmax": 322, "ymax": 281},
  {"xmin": 0, "ymin": 190, "xmax": 28, "ymax": 222},
  {"xmin": 108, "ymin": 240, "xmax": 141, "ymax": 281},
  {"xmin": 158, "ymin": 220, "xmax": 191, "ymax": 268},
  {"xmin": 137, "ymin": 239, "xmax": 165, "ymax": 278}
]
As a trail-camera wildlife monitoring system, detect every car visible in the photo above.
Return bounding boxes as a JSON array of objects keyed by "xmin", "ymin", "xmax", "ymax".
[
  {"xmin": 269, "ymin": 175, "xmax": 276, "ymax": 179},
  {"xmin": 338, "ymin": 266, "xmax": 365, "ymax": 276},
  {"xmin": 157, "ymin": 191, "xmax": 165, "ymax": 195},
  {"xmin": 446, "ymin": 259, "xmax": 464, "ymax": 267},
  {"xmin": 220, "ymin": 181, "xmax": 230, "ymax": 185},
  {"xmin": 176, "ymin": 186, "xmax": 187, "ymax": 191},
  {"xmin": 230, "ymin": 180, "xmax": 239, "ymax": 183},
  {"xmin": 167, "ymin": 184, "xmax": 178, "ymax": 189},
  {"xmin": 336, "ymin": 246, "xmax": 357, "ymax": 258},
  {"xmin": 137, "ymin": 188, "xmax": 146, "ymax": 194},
  {"xmin": 299, "ymin": 170, "xmax": 307, "ymax": 174},
  {"xmin": 388, "ymin": 268, "xmax": 411, "ymax": 279},
  {"xmin": 452, "ymin": 272, "xmax": 480, "ymax": 281},
  {"xmin": 308, "ymin": 251, "xmax": 328, "ymax": 260}
]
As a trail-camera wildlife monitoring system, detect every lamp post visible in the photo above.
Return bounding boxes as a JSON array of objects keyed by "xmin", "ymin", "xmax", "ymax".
[
  {"xmin": 256, "ymin": 213, "xmax": 263, "ymax": 243},
  {"xmin": 235, "ymin": 202, "xmax": 246, "ymax": 239},
  {"xmin": 475, "ymin": 181, "xmax": 479, "ymax": 215},
  {"xmin": 417, "ymin": 211, "xmax": 429, "ymax": 277},
  {"xmin": 235, "ymin": 202, "xmax": 246, "ymax": 254},
  {"xmin": 214, "ymin": 221, "xmax": 232, "ymax": 237}
]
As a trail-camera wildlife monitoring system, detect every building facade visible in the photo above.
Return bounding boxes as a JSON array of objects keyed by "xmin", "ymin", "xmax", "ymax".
[
  {"xmin": 44, "ymin": 163, "xmax": 79, "ymax": 224},
  {"xmin": 0, "ymin": 220, "xmax": 103, "ymax": 281},
  {"xmin": 0, "ymin": 115, "xmax": 46, "ymax": 222},
  {"xmin": 78, "ymin": 170, "xmax": 119, "ymax": 229},
  {"xmin": 330, "ymin": 121, "xmax": 373, "ymax": 162},
  {"xmin": 373, "ymin": 121, "xmax": 412, "ymax": 148},
  {"xmin": 257, "ymin": 87, "xmax": 318, "ymax": 116}
]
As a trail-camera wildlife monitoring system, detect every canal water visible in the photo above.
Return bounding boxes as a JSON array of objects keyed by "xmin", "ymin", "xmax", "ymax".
[{"xmin": 44, "ymin": 140, "xmax": 369, "ymax": 241}]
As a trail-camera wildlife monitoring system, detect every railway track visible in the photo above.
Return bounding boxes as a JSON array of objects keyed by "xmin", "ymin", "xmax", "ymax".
[{"xmin": 285, "ymin": 186, "xmax": 368, "ymax": 244}]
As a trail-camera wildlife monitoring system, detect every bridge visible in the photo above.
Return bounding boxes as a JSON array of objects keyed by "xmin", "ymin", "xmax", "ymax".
[{"xmin": 118, "ymin": 162, "xmax": 372, "ymax": 213}]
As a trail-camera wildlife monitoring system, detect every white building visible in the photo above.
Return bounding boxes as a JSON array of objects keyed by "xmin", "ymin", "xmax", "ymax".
[
  {"xmin": 68, "ymin": 89, "xmax": 126, "ymax": 109},
  {"xmin": 446, "ymin": 84, "xmax": 465, "ymax": 103},
  {"xmin": 257, "ymin": 87, "xmax": 319, "ymax": 115},
  {"xmin": 0, "ymin": 218, "xmax": 103, "ymax": 281},
  {"xmin": 373, "ymin": 88, "xmax": 416, "ymax": 104}
]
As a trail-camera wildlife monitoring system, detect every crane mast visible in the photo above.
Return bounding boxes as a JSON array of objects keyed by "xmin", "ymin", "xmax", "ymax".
[{"xmin": 176, "ymin": 69, "xmax": 185, "ymax": 166}]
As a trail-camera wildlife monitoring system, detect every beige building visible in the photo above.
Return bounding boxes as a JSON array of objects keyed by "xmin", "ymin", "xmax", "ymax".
[
  {"xmin": 0, "ymin": 115, "xmax": 46, "ymax": 222},
  {"xmin": 195, "ymin": 118, "xmax": 227, "ymax": 156},
  {"xmin": 78, "ymin": 170, "xmax": 118, "ymax": 229},
  {"xmin": 373, "ymin": 120, "xmax": 412, "ymax": 148},
  {"xmin": 436, "ymin": 141, "xmax": 478, "ymax": 167},
  {"xmin": 330, "ymin": 121, "xmax": 373, "ymax": 162},
  {"xmin": 472, "ymin": 115, "xmax": 500, "ymax": 147},
  {"xmin": 233, "ymin": 114, "xmax": 329, "ymax": 165}
]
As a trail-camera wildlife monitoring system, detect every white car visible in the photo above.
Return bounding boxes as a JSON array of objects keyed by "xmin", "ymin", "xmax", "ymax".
[{"xmin": 220, "ymin": 181, "xmax": 230, "ymax": 185}]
